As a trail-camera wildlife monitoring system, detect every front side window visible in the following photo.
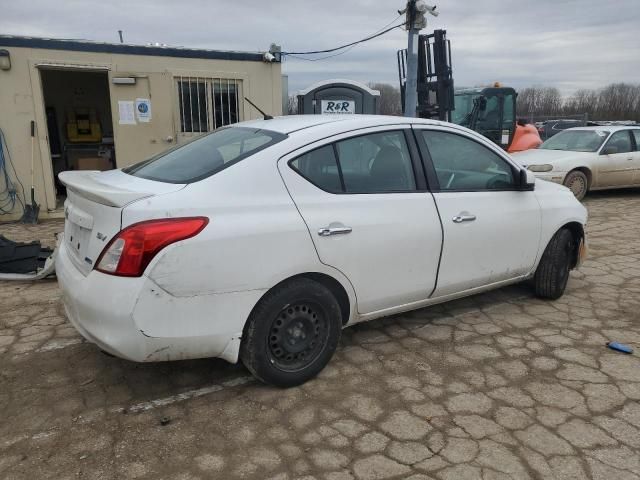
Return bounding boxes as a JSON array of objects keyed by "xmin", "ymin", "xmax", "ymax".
[
  {"xmin": 476, "ymin": 96, "xmax": 501, "ymax": 131},
  {"xmin": 124, "ymin": 127, "xmax": 286, "ymax": 183},
  {"xmin": 421, "ymin": 130, "xmax": 515, "ymax": 191},
  {"xmin": 452, "ymin": 92, "xmax": 478, "ymax": 126},
  {"xmin": 289, "ymin": 131, "xmax": 416, "ymax": 194},
  {"xmin": 603, "ymin": 130, "xmax": 632, "ymax": 154}
]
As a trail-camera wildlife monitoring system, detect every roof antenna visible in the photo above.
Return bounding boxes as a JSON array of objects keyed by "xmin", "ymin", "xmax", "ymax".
[
  {"xmin": 118, "ymin": 30, "xmax": 124, "ymax": 44},
  {"xmin": 245, "ymin": 97, "xmax": 273, "ymax": 120}
]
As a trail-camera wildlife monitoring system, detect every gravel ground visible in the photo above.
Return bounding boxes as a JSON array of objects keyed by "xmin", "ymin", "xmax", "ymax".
[{"xmin": 1, "ymin": 189, "xmax": 639, "ymax": 480}]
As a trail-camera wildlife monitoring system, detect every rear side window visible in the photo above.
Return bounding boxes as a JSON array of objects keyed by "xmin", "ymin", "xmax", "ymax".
[
  {"xmin": 290, "ymin": 146, "xmax": 342, "ymax": 193},
  {"xmin": 124, "ymin": 127, "xmax": 286, "ymax": 183},
  {"xmin": 336, "ymin": 132, "xmax": 415, "ymax": 193},
  {"xmin": 289, "ymin": 131, "xmax": 416, "ymax": 194}
]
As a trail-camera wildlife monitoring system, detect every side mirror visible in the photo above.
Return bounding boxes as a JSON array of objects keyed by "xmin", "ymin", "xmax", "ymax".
[
  {"xmin": 601, "ymin": 145, "xmax": 618, "ymax": 155},
  {"xmin": 519, "ymin": 169, "xmax": 535, "ymax": 190},
  {"xmin": 478, "ymin": 97, "xmax": 487, "ymax": 111}
]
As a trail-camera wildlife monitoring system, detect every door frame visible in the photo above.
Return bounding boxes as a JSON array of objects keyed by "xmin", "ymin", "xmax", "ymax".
[
  {"xmin": 277, "ymin": 122, "xmax": 444, "ymax": 314},
  {"xmin": 30, "ymin": 60, "xmax": 112, "ymax": 212},
  {"xmin": 410, "ymin": 123, "xmax": 540, "ymax": 295}
]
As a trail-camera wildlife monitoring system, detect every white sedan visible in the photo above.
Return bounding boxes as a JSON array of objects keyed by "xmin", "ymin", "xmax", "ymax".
[
  {"xmin": 56, "ymin": 115, "xmax": 587, "ymax": 387},
  {"xmin": 512, "ymin": 126, "xmax": 640, "ymax": 200}
]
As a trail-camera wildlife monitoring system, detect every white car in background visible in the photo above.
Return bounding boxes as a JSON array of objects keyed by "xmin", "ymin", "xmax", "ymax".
[
  {"xmin": 56, "ymin": 115, "xmax": 587, "ymax": 387},
  {"xmin": 512, "ymin": 126, "xmax": 640, "ymax": 200}
]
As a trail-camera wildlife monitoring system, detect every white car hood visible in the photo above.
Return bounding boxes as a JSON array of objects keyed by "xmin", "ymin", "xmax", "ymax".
[{"xmin": 511, "ymin": 149, "xmax": 594, "ymax": 167}]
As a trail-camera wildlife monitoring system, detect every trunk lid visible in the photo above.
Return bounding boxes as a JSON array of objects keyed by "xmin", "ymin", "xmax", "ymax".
[{"xmin": 59, "ymin": 170, "xmax": 184, "ymax": 275}]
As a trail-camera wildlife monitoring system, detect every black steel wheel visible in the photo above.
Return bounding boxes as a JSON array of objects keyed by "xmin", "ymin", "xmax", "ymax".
[
  {"xmin": 241, "ymin": 278, "xmax": 342, "ymax": 387},
  {"xmin": 267, "ymin": 301, "xmax": 329, "ymax": 372}
]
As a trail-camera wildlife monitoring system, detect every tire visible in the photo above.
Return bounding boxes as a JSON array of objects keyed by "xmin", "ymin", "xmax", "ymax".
[
  {"xmin": 563, "ymin": 170, "xmax": 589, "ymax": 200},
  {"xmin": 534, "ymin": 228, "xmax": 575, "ymax": 300},
  {"xmin": 240, "ymin": 278, "xmax": 342, "ymax": 387}
]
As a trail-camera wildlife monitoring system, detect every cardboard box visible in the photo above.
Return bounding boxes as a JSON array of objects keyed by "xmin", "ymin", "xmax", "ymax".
[{"xmin": 76, "ymin": 156, "xmax": 112, "ymax": 171}]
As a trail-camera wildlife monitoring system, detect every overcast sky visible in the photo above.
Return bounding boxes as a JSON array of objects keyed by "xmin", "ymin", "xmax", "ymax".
[{"xmin": 2, "ymin": 0, "xmax": 639, "ymax": 96}]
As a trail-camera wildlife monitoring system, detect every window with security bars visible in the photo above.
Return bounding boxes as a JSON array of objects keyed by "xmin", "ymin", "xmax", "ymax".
[{"xmin": 177, "ymin": 77, "xmax": 241, "ymax": 133}]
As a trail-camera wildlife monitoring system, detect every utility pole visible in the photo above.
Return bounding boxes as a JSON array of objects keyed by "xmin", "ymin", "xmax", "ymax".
[
  {"xmin": 403, "ymin": 1, "xmax": 419, "ymax": 118},
  {"xmin": 402, "ymin": 1, "xmax": 438, "ymax": 117}
]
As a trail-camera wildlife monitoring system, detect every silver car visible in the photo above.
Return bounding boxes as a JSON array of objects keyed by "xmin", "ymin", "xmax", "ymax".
[{"xmin": 512, "ymin": 126, "xmax": 640, "ymax": 200}]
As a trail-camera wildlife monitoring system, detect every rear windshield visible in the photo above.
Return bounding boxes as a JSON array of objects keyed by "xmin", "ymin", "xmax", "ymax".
[{"xmin": 123, "ymin": 127, "xmax": 287, "ymax": 183}]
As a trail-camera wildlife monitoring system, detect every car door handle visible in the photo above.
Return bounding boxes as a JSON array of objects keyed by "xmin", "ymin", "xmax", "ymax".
[
  {"xmin": 452, "ymin": 214, "xmax": 476, "ymax": 223},
  {"xmin": 318, "ymin": 226, "xmax": 352, "ymax": 237}
]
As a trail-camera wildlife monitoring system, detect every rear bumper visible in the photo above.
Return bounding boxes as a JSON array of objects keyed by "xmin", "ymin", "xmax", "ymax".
[
  {"xmin": 55, "ymin": 241, "xmax": 261, "ymax": 363},
  {"xmin": 56, "ymin": 241, "xmax": 146, "ymax": 360}
]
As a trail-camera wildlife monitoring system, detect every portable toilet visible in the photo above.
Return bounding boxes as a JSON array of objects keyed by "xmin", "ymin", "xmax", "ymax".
[{"xmin": 297, "ymin": 79, "xmax": 380, "ymax": 115}]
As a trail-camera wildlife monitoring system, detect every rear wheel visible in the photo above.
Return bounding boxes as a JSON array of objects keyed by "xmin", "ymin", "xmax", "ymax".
[
  {"xmin": 534, "ymin": 228, "xmax": 574, "ymax": 300},
  {"xmin": 563, "ymin": 170, "xmax": 588, "ymax": 200},
  {"xmin": 240, "ymin": 278, "xmax": 342, "ymax": 387}
]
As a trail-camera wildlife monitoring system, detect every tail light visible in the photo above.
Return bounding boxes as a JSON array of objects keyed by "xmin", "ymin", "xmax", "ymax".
[{"xmin": 95, "ymin": 217, "xmax": 208, "ymax": 277}]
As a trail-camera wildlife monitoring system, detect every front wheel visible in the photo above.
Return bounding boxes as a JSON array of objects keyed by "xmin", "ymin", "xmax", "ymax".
[
  {"xmin": 563, "ymin": 170, "xmax": 588, "ymax": 200},
  {"xmin": 533, "ymin": 228, "xmax": 575, "ymax": 300},
  {"xmin": 240, "ymin": 278, "xmax": 342, "ymax": 387}
]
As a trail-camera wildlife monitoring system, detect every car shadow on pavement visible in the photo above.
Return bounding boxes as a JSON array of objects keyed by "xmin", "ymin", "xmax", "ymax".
[{"xmin": 71, "ymin": 282, "xmax": 537, "ymax": 407}]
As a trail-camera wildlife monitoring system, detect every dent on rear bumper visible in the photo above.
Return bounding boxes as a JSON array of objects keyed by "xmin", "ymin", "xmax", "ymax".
[
  {"xmin": 55, "ymin": 242, "xmax": 263, "ymax": 363},
  {"xmin": 132, "ymin": 280, "xmax": 266, "ymax": 362}
]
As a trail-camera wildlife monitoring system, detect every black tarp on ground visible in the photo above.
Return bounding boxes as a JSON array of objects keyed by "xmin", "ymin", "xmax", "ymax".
[{"xmin": 0, "ymin": 235, "xmax": 52, "ymax": 274}]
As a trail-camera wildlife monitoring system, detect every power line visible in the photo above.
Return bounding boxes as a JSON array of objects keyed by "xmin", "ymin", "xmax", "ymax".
[
  {"xmin": 282, "ymin": 20, "xmax": 405, "ymax": 58},
  {"xmin": 285, "ymin": 15, "xmax": 404, "ymax": 62}
]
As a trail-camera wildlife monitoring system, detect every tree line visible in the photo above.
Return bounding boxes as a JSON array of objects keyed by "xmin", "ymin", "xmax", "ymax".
[
  {"xmin": 517, "ymin": 83, "xmax": 640, "ymax": 121},
  {"xmin": 288, "ymin": 82, "xmax": 640, "ymax": 122}
]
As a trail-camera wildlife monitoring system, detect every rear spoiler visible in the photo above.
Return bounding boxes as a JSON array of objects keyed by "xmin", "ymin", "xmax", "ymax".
[{"xmin": 58, "ymin": 171, "xmax": 154, "ymax": 208}]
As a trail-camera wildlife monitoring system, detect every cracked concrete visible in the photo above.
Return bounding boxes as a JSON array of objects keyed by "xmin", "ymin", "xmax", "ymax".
[{"xmin": 1, "ymin": 189, "xmax": 640, "ymax": 479}]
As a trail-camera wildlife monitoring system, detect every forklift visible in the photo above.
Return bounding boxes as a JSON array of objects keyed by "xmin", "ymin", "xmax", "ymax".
[{"xmin": 398, "ymin": 30, "xmax": 541, "ymax": 153}]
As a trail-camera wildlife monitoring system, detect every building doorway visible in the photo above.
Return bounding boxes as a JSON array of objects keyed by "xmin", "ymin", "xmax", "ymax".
[{"xmin": 39, "ymin": 68, "xmax": 115, "ymax": 209}]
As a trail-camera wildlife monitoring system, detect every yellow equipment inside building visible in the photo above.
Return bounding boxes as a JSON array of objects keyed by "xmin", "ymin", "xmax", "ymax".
[{"xmin": 66, "ymin": 108, "xmax": 102, "ymax": 143}]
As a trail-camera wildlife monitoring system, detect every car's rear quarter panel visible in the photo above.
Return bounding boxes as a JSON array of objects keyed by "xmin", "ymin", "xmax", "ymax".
[{"xmin": 121, "ymin": 142, "xmax": 357, "ymax": 341}]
